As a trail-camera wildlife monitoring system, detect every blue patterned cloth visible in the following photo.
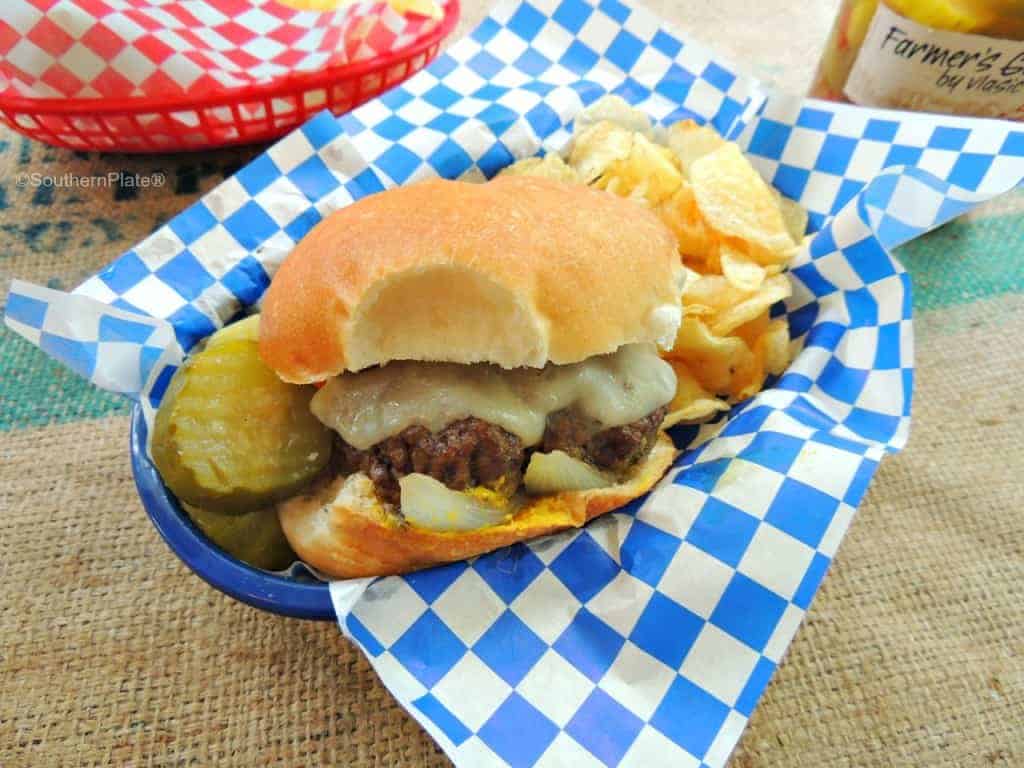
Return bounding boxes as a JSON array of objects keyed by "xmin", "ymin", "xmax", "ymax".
[{"xmin": 5, "ymin": 0, "xmax": 1024, "ymax": 765}]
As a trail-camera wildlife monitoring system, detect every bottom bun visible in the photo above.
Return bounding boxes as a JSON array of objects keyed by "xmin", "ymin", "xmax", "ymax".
[{"xmin": 278, "ymin": 432, "xmax": 678, "ymax": 579}]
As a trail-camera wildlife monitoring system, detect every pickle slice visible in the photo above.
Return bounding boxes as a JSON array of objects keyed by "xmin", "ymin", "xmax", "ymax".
[
  {"xmin": 152, "ymin": 337, "xmax": 332, "ymax": 514},
  {"xmin": 183, "ymin": 503, "xmax": 297, "ymax": 571},
  {"xmin": 203, "ymin": 314, "xmax": 260, "ymax": 350}
]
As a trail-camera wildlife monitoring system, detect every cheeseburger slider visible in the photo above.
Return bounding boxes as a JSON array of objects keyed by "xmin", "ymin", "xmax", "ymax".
[
  {"xmin": 152, "ymin": 174, "xmax": 685, "ymax": 579},
  {"xmin": 261, "ymin": 175, "xmax": 684, "ymax": 578}
]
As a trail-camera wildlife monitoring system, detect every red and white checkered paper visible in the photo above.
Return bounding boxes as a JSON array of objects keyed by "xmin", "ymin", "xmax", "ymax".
[{"xmin": 0, "ymin": 0, "xmax": 440, "ymax": 101}]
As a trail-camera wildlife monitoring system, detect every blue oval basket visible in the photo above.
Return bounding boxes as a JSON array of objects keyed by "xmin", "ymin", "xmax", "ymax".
[{"xmin": 130, "ymin": 405, "xmax": 335, "ymax": 620}]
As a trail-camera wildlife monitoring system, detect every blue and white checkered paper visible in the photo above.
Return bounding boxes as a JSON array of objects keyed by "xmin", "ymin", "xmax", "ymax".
[{"xmin": 6, "ymin": 0, "xmax": 1024, "ymax": 765}]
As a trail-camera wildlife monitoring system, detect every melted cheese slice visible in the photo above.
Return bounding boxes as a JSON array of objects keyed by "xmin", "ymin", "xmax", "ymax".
[{"xmin": 311, "ymin": 343, "xmax": 676, "ymax": 450}]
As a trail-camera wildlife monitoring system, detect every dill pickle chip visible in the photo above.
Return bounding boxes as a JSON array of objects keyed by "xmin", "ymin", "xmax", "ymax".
[
  {"xmin": 183, "ymin": 503, "xmax": 297, "ymax": 572},
  {"xmin": 203, "ymin": 314, "xmax": 260, "ymax": 350},
  {"xmin": 152, "ymin": 338, "xmax": 332, "ymax": 514}
]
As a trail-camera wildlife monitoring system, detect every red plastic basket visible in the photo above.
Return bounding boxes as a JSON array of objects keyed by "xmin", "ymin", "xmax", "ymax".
[{"xmin": 0, "ymin": 0, "xmax": 459, "ymax": 153}]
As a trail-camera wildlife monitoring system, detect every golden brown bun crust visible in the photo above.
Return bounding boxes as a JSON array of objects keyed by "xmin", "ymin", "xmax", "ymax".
[
  {"xmin": 259, "ymin": 177, "xmax": 682, "ymax": 383},
  {"xmin": 277, "ymin": 433, "xmax": 677, "ymax": 578}
]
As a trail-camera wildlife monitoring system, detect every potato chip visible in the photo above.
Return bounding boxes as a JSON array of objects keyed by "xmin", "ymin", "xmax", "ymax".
[
  {"xmin": 776, "ymin": 193, "xmax": 809, "ymax": 245},
  {"xmin": 683, "ymin": 248, "xmax": 722, "ymax": 276},
  {"xmin": 682, "ymin": 266, "xmax": 704, "ymax": 286},
  {"xmin": 761, "ymin": 318, "xmax": 792, "ymax": 376},
  {"xmin": 572, "ymin": 94, "xmax": 654, "ymax": 139},
  {"xmin": 657, "ymin": 182, "xmax": 718, "ymax": 261},
  {"xmin": 499, "ymin": 153, "xmax": 581, "ymax": 184},
  {"xmin": 683, "ymin": 303, "xmax": 715, "ymax": 317},
  {"xmin": 690, "ymin": 144, "xmax": 793, "ymax": 255},
  {"xmin": 730, "ymin": 349, "xmax": 765, "ymax": 402},
  {"xmin": 595, "ymin": 133, "xmax": 683, "ymax": 206},
  {"xmin": 666, "ymin": 359, "xmax": 710, "ymax": 403},
  {"xmin": 662, "ymin": 360, "xmax": 731, "ymax": 427},
  {"xmin": 727, "ymin": 311, "xmax": 793, "ymax": 396},
  {"xmin": 730, "ymin": 338, "xmax": 766, "ymax": 402},
  {"xmin": 682, "ymin": 273, "xmax": 750, "ymax": 315},
  {"xmin": 666, "ymin": 120, "xmax": 726, "ymax": 177},
  {"xmin": 733, "ymin": 310, "xmax": 770, "ymax": 349},
  {"xmin": 709, "ymin": 274, "xmax": 792, "ymax": 337},
  {"xmin": 569, "ymin": 121, "xmax": 634, "ymax": 183},
  {"xmin": 602, "ymin": 176, "xmax": 654, "ymax": 205},
  {"xmin": 668, "ymin": 317, "xmax": 755, "ymax": 395},
  {"xmin": 728, "ymin": 238, "xmax": 795, "ymax": 268},
  {"xmin": 680, "ymin": 268, "xmax": 716, "ymax": 316},
  {"xmin": 720, "ymin": 242, "xmax": 767, "ymax": 293}
]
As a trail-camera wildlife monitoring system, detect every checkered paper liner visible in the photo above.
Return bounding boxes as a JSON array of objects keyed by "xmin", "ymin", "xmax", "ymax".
[
  {"xmin": 6, "ymin": 0, "xmax": 1024, "ymax": 765},
  {"xmin": 0, "ymin": 0, "xmax": 440, "ymax": 100}
]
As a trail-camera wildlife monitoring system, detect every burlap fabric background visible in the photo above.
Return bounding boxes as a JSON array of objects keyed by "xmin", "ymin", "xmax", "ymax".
[{"xmin": 1, "ymin": 2, "xmax": 1021, "ymax": 765}]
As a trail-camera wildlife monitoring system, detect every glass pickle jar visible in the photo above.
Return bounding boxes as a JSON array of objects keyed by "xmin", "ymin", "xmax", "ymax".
[{"xmin": 811, "ymin": 0, "xmax": 1024, "ymax": 119}]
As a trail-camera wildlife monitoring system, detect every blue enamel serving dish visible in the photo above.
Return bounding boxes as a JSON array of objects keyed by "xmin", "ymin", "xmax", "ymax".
[{"xmin": 130, "ymin": 405, "xmax": 335, "ymax": 620}]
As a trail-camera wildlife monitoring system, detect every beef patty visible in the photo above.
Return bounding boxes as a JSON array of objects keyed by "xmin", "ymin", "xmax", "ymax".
[
  {"xmin": 337, "ymin": 406, "xmax": 668, "ymax": 505},
  {"xmin": 542, "ymin": 404, "xmax": 668, "ymax": 474},
  {"xmin": 335, "ymin": 418, "xmax": 525, "ymax": 506}
]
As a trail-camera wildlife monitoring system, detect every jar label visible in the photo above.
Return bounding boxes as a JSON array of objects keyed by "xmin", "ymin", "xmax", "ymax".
[{"xmin": 844, "ymin": 4, "xmax": 1024, "ymax": 119}]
